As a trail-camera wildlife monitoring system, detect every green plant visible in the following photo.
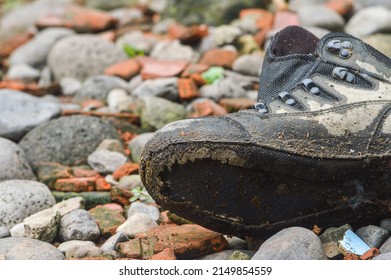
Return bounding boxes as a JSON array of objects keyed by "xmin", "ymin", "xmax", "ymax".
[
  {"xmin": 123, "ymin": 44, "xmax": 144, "ymax": 58},
  {"xmin": 130, "ymin": 186, "xmax": 155, "ymax": 203}
]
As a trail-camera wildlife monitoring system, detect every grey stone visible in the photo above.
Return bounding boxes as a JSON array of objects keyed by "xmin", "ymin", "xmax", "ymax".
[
  {"xmin": 0, "ymin": 237, "xmax": 64, "ymax": 260},
  {"xmin": 152, "ymin": 18, "xmax": 176, "ymax": 34},
  {"xmin": 380, "ymin": 218, "xmax": 391, "ymax": 233},
  {"xmin": 224, "ymin": 235, "xmax": 248, "ymax": 250},
  {"xmin": 127, "ymin": 201, "xmax": 160, "ymax": 221},
  {"xmin": 58, "ymin": 209, "xmax": 100, "ymax": 241},
  {"xmin": 119, "ymin": 175, "xmax": 143, "ymax": 189},
  {"xmin": 116, "ymin": 30, "xmax": 158, "ymax": 55},
  {"xmin": 232, "ymin": 17, "xmax": 259, "ymax": 34},
  {"xmin": 0, "ymin": 0, "xmax": 70, "ymax": 39},
  {"xmin": 150, "ymin": 40, "xmax": 199, "ymax": 63},
  {"xmin": 198, "ymin": 250, "xmax": 254, "ymax": 260},
  {"xmin": 363, "ymin": 34, "xmax": 391, "ymax": 58},
  {"xmin": 0, "ymin": 89, "xmax": 61, "ymax": 141},
  {"xmin": 60, "ymin": 77, "xmax": 82, "ymax": 96},
  {"xmin": 58, "ymin": 240, "xmax": 95, "ymax": 254},
  {"xmin": 128, "ymin": 75, "xmax": 143, "ymax": 92},
  {"xmin": 128, "ymin": 133, "xmax": 155, "ymax": 163},
  {"xmin": 88, "ymin": 150, "xmax": 128, "ymax": 174},
  {"xmin": 10, "ymin": 224, "xmax": 25, "ymax": 237},
  {"xmin": 7, "ymin": 64, "xmax": 40, "ymax": 81},
  {"xmin": 232, "ymin": 54, "xmax": 263, "ymax": 77},
  {"xmin": 322, "ymin": 241, "xmax": 343, "ymax": 260},
  {"xmin": 140, "ymin": 96, "xmax": 187, "ymax": 131},
  {"xmin": 19, "ymin": 115, "xmax": 120, "ymax": 167},
  {"xmin": 107, "ymin": 89, "xmax": 135, "ymax": 113},
  {"xmin": 199, "ymin": 77, "xmax": 248, "ymax": 101},
  {"xmin": 86, "ymin": 0, "xmax": 136, "ymax": 10},
  {"xmin": 345, "ymin": 6, "xmax": 391, "ymax": 38},
  {"xmin": 0, "ymin": 180, "xmax": 55, "ymax": 228},
  {"xmin": 0, "ymin": 138, "xmax": 36, "ymax": 182},
  {"xmin": 355, "ymin": 0, "xmax": 391, "ymax": 10},
  {"xmin": 97, "ymin": 139, "xmax": 125, "ymax": 154},
  {"xmin": 48, "ymin": 35, "xmax": 127, "ymax": 81},
  {"xmin": 75, "ymin": 75, "xmax": 129, "ymax": 101},
  {"xmin": 101, "ymin": 232, "xmax": 129, "ymax": 253},
  {"xmin": 51, "ymin": 197, "xmax": 85, "ymax": 217},
  {"xmin": 252, "ymin": 227, "xmax": 328, "ymax": 260},
  {"xmin": 380, "ymin": 237, "xmax": 391, "ymax": 253},
  {"xmin": 116, "ymin": 212, "xmax": 158, "ymax": 238},
  {"xmin": 133, "ymin": 77, "xmax": 179, "ymax": 101},
  {"xmin": 23, "ymin": 208, "xmax": 61, "ymax": 243},
  {"xmin": 9, "ymin": 28, "xmax": 75, "ymax": 69},
  {"xmin": 211, "ymin": 25, "xmax": 242, "ymax": 46},
  {"xmin": 373, "ymin": 252, "xmax": 391, "ymax": 260},
  {"xmin": 298, "ymin": 5, "xmax": 344, "ymax": 31},
  {"xmin": 0, "ymin": 227, "xmax": 10, "ymax": 239},
  {"xmin": 66, "ymin": 245, "xmax": 103, "ymax": 259},
  {"xmin": 110, "ymin": 8, "xmax": 143, "ymax": 27},
  {"xmin": 38, "ymin": 66, "xmax": 53, "ymax": 88},
  {"xmin": 285, "ymin": 0, "xmax": 327, "ymax": 12},
  {"xmin": 319, "ymin": 224, "xmax": 352, "ymax": 243},
  {"xmin": 142, "ymin": 0, "xmax": 167, "ymax": 13},
  {"xmin": 356, "ymin": 225, "xmax": 390, "ymax": 248}
]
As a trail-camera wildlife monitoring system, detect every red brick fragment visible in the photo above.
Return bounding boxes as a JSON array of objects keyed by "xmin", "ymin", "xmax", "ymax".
[
  {"xmin": 181, "ymin": 64, "xmax": 209, "ymax": 78},
  {"xmin": 137, "ymin": 57, "xmax": 189, "ymax": 80},
  {"xmin": 199, "ymin": 49, "xmax": 238, "ymax": 69},
  {"xmin": 168, "ymin": 23, "xmax": 208, "ymax": 45},
  {"xmin": 112, "ymin": 162, "xmax": 139, "ymax": 181},
  {"xmin": 95, "ymin": 177, "xmax": 112, "ymax": 191},
  {"xmin": 104, "ymin": 59, "xmax": 141, "ymax": 80},
  {"xmin": 0, "ymin": 31, "xmax": 34, "ymax": 58},
  {"xmin": 273, "ymin": 11, "xmax": 300, "ymax": 30},
  {"xmin": 177, "ymin": 78, "xmax": 199, "ymax": 100},
  {"xmin": 54, "ymin": 177, "xmax": 97, "ymax": 192},
  {"xmin": 326, "ymin": 0, "xmax": 354, "ymax": 16},
  {"xmin": 150, "ymin": 248, "xmax": 177, "ymax": 260}
]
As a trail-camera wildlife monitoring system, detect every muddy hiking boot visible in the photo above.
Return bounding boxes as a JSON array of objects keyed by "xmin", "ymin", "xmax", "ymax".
[{"xmin": 140, "ymin": 26, "xmax": 391, "ymax": 237}]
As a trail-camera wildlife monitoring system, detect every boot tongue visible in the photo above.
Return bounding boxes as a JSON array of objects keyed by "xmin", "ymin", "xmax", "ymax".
[{"xmin": 272, "ymin": 25, "xmax": 320, "ymax": 56}]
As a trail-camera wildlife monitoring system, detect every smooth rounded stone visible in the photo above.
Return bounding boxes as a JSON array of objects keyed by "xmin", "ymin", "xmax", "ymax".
[
  {"xmin": 0, "ymin": 237, "xmax": 65, "ymax": 260},
  {"xmin": 9, "ymin": 28, "xmax": 75, "ymax": 69},
  {"xmin": 100, "ymin": 232, "xmax": 129, "ymax": 253},
  {"xmin": 97, "ymin": 139, "xmax": 125, "ymax": 154},
  {"xmin": 0, "ymin": 227, "xmax": 10, "ymax": 239},
  {"xmin": 211, "ymin": 25, "xmax": 242, "ymax": 46},
  {"xmin": 48, "ymin": 35, "xmax": 127, "ymax": 81},
  {"xmin": 232, "ymin": 17, "xmax": 259, "ymax": 34},
  {"xmin": 286, "ymin": 0, "xmax": 326, "ymax": 11},
  {"xmin": 23, "ymin": 208, "xmax": 61, "ymax": 243},
  {"xmin": 0, "ymin": 89, "xmax": 61, "ymax": 142},
  {"xmin": 0, "ymin": 180, "xmax": 55, "ymax": 228},
  {"xmin": 116, "ymin": 212, "xmax": 158, "ymax": 238},
  {"xmin": 355, "ymin": 0, "xmax": 391, "ymax": 10},
  {"xmin": 19, "ymin": 115, "xmax": 120, "ymax": 167},
  {"xmin": 252, "ymin": 227, "xmax": 328, "ymax": 260},
  {"xmin": 199, "ymin": 78, "xmax": 248, "ymax": 101},
  {"xmin": 75, "ymin": 75, "xmax": 129, "ymax": 101},
  {"xmin": 355, "ymin": 225, "xmax": 390, "ymax": 248},
  {"xmin": 88, "ymin": 150, "xmax": 128, "ymax": 175},
  {"xmin": 38, "ymin": 66, "xmax": 53, "ymax": 88},
  {"xmin": 225, "ymin": 235, "xmax": 248, "ymax": 250},
  {"xmin": 380, "ymin": 218, "xmax": 391, "ymax": 233},
  {"xmin": 106, "ymin": 175, "xmax": 120, "ymax": 186},
  {"xmin": 0, "ymin": 138, "xmax": 36, "ymax": 182},
  {"xmin": 319, "ymin": 224, "xmax": 352, "ymax": 243},
  {"xmin": 373, "ymin": 252, "xmax": 391, "ymax": 260},
  {"xmin": 66, "ymin": 244, "xmax": 103, "ymax": 259},
  {"xmin": 363, "ymin": 34, "xmax": 391, "ymax": 58},
  {"xmin": 152, "ymin": 18, "xmax": 176, "ymax": 34},
  {"xmin": 7, "ymin": 64, "xmax": 41, "ymax": 81},
  {"xmin": 107, "ymin": 89, "xmax": 135, "ymax": 113},
  {"xmin": 60, "ymin": 77, "xmax": 82, "ymax": 96},
  {"xmin": 58, "ymin": 209, "xmax": 100, "ymax": 241},
  {"xmin": 133, "ymin": 77, "xmax": 179, "ymax": 101},
  {"xmin": 198, "ymin": 249, "xmax": 254, "ymax": 260},
  {"xmin": 116, "ymin": 30, "xmax": 158, "ymax": 55},
  {"xmin": 232, "ymin": 54, "xmax": 263, "ymax": 77},
  {"xmin": 10, "ymin": 223, "xmax": 25, "ymax": 237},
  {"xmin": 119, "ymin": 175, "xmax": 143, "ymax": 189},
  {"xmin": 0, "ymin": 0, "xmax": 70, "ymax": 38},
  {"xmin": 58, "ymin": 240, "xmax": 95, "ymax": 254},
  {"xmin": 139, "ymin": 96, "xmax": 187, "ymax": 131},
  {"xmin": 127, "ymin": 201, "xmax": 160, "ymax": 221},
  {"xmin": 128, "ymin": 133, "xmax": 155, "ymax": 163},
  {"xmin": 128, "ymin": 75, "xmax": 143, "ymax": 92},
  {"xmin": 110, "ymin": 8, "xmax": 143, "ymax": 27},
  {"xmin": 150, "ymin": 40, "xmax": 199, "ymax": 63},
  {"xmin": 86, "ymin": 0, "xmax": 136, "ymax": 10},
  {"xmin": 141, "ymin": 0, "xmax": 167, "ymax": 13},
  {"xmin": 52, "ymin": 197, "xmax": 86, "ymax": 217},
  {"xmin": 380, "ymin": 237, "xmax": 391, "ymax": 253},
  {"xmin": 298, "ymin": 5, "xmax": 344, "ymax": 31},
  {"xmin": 345, "ymin": 6, "xmax": 391, "ymax": 38}
]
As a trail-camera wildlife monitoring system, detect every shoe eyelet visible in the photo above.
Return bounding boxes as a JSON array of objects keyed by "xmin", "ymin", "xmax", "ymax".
[
  {"xmin": 310, "ymin": 87, "xmax": 320, "ymax": 95},
  {"xmin": 339, "ymin": 48, "xmax": 352, "ymax": 59},
  {"xmin": 332, "ymin": 67, "xmax": 356, "ymax": 83},
  {"xmin": 279, "ymin": 91, "xmax": 297, "ymax": 106},
  {"xmin": 254, "ymin": 102, "xmax": 268, "ymax": 114},
  {"xmin": 327, "ymin": 39, "xmax": 341, "ymax": 53}
]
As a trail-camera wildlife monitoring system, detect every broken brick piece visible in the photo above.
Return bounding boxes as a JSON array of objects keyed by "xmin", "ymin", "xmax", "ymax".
[
  {"xmin": 326, "ymin": 0, "xmax": 354, "ymax": 16},
  {"xmin": 89, "ymin": 205, "xmax": 126, "ymax": 237},
  {"xmin": 150, "ymin": 248, "xmax": 177, "ymax": 260},
  {"xmin": 36, "ymin": 162, "xmax": 73, "ymax": 189},
  {"xmin": 168, "ymin": 23, "xmax": 208, "ymax": 45},
  {"xmin": 199, "ymin": 49, "xmax": 238, "ymax": 69},
  {"xmin": 191, "ymin": 99, "xmax": 228, "ymax": 118},
  {"xmin": 0, "ymin": 31, "xmax": 34, "ymax": 58},
  {"xmin": 181, "ymin": 64, "xmax": 209, "ymax": 78},
  {"xmin": 112, "ymin": 162, "xmax": 139, "ymax": 181},
  {"xmin": 104, "ymin": 59, "xmax": 141, "ymax": 80},
  {"xmin": 360, "ymin": 248, "xmax": 380, "ymax": 260},
  {"xmin": 72, "ymin": 168, "xmax": 100, "ymax": 178},
  {"xmin": 138, "ymin": 57, "xmax": 189, "ymax": 79},
  {"xmin": 110, "ymin": 185, "xmax": 133, "ymax": 206},
  {"xmin": 54, "ymin": 177, "xmax": 97, "ymax": 192},
  {"xmin": 177, "ymin": 78, "xmax": 199, "ymax": 100},
  {"xmin": 95, "ymin": 177, "xmax": 112, "ymax": 191},
  {"xmin": 273, "ymin": 11, "xmax": 300, "ymax": 30}
]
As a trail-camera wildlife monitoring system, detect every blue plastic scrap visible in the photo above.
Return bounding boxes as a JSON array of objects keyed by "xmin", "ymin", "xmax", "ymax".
[{"xmin": 338, "ymin": 229, "xmax": 370, "ymax": 256}]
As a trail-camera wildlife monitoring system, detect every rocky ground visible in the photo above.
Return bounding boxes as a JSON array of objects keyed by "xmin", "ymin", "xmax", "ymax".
[{"xmin": 0, "ymin": 0, "xmax": 391, "ymax": 260}]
